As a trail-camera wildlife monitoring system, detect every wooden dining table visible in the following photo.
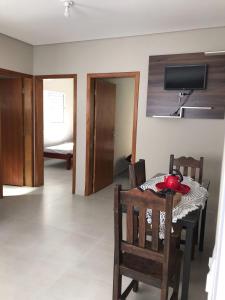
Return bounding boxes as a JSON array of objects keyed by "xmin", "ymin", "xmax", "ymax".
[{"xmin": 141, "ymin": 174, "xmax": 210, "ymax": 300}]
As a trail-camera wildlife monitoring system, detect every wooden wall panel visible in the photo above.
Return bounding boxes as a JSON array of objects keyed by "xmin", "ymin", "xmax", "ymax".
[
  {"xmin": 34, "ymin": 77, "xmax": 44, "ymax": 186},
  {"xmin": 0, "ymin": 78, "xmax": 24, "ymax": 186},
  {"xmin": 147, "ymin": 53, "xmax": 225, "ymax": 118},
  {"xmin": 23, "ymin": 78, "xmax": 34, "ymax": 186}
]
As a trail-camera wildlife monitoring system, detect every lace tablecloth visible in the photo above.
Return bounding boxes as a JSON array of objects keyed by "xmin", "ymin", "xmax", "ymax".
[{"xmin": 140, "ymin": 175, "xmax": 208, "ymax": 239}]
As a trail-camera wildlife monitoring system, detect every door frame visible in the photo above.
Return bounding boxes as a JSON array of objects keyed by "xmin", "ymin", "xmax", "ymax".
[
  {"xmin": 34, "ymin": 74, "xmax": 77, "ymax": 194},
  {"xmin": 0, "ymin": 68, "xmax": 33, "ymax": 198},
  {"xmin": 0, "ymin": 67, "xmax": 32, "ymax": 78},
  {"xmin": 85, "ymin": 71, "xmax": 140, "ymax": 196}
]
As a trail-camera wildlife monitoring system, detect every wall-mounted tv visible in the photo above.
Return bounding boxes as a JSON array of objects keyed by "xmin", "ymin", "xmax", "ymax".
[{"xmin": 164, "ymin": 64, "xmax": 208, "ymax": 90}]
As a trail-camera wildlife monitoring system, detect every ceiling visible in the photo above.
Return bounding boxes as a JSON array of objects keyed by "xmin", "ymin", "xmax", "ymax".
[{"xmin": 0, "ymin": 0, "xmax": 225, "ymax": 45}]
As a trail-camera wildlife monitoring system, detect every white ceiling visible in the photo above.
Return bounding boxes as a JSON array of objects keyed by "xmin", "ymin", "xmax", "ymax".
[{"xmin": 0, "ymin": 0, "xmax": 225, "ymax": 45}]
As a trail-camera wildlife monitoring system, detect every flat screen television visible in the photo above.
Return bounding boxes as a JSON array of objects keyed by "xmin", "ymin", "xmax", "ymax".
[{"xmin": 164, "ymin": 64, "xmax": 208, "ymax": 90}]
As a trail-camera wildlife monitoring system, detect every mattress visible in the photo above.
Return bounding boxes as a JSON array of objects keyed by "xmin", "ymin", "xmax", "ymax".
[{"xmin": 44, "ymin": 142, "xmax": 74, "ymax": 155}]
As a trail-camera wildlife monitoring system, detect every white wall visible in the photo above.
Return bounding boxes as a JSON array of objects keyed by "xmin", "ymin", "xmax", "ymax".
[
  {"xmin": 43, "ymin": 78, "xmax": 74, "ymax": 147},
  {"xmin": 33, "ymin": 26, "xmax": 225, "ymax": 227},
  {"xmin": 104, "ymin": 78, "xmax": 135, "ymax": 176},
  {"xmin": 0, "ymin": 33, "xmax": 33, "ymax": 74},
  {"xmin": 206, "ymin": 130, "xmax": 225, "ymax": 300}
]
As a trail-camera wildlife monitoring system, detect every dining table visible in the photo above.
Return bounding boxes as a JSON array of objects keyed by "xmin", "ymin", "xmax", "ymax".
[{"xmin": 140, "ymin": 174, "xmax": 210, "ymax": 300}]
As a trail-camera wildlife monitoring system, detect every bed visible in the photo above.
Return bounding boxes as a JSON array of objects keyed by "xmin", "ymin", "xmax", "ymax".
[{"xmin": 44, "ymin": 142, "xmax": 74, "ymax": 170}]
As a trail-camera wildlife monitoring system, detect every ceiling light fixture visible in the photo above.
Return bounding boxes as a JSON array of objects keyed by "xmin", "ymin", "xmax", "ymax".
[{"xmin": 61, "ymin": 0, "xmax": 74, "ymax": 18}]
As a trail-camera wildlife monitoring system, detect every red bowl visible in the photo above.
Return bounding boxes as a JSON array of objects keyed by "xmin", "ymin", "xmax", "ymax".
[{"xmin": 155, "ymin": 182, "xmax": 190, "ymax": 195}]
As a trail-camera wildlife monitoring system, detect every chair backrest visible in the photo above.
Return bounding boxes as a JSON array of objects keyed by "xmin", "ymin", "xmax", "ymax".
[
  {"xmin": 129, "ymin": 159, "xmax": 146, "ymax": 188},
  {"xmin": 169, "ymin": 154, "xmax": 204, "ymax": 184},
  {"xmin": 114, "ymin": 185, "xmax": 173, "ymax": 284}
]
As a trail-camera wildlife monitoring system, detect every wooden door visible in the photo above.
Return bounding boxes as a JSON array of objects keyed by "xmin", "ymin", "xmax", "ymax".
[
  {"xmin": 93, "ymin": 80, "xmax": 116, "ymax": 192},
  {"xmin": 0, "ymin": 78, "xmax": 24, "ymax": 186}
]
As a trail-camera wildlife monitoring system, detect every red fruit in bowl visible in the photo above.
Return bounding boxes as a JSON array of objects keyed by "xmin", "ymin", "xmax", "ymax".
[{"xmin": 164, "ymin": 175, "xmax": 181, "ymax": 190}]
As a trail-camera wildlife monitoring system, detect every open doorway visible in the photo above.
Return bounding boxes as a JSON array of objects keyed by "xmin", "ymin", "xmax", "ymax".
[
  {"xmin": 0, "ymin": 68, "xmax": 33, "ymax": 198},
  {"xmin": 85, "ymin": 72, "xmax": 140, "ymax": 195},
  {"xmin": 34, "ymin": 75, "xmax": 77, "ymax": 194}
]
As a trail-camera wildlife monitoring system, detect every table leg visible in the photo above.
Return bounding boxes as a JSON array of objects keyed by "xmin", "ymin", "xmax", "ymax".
[
  {"xmin": 181, "ymin": 224, "xmax": 194, "ymax": 300},
  {"xmin": 199, "ymin": 200, "xmax": 207, "ymax": 252},
  {"xmin": 191, "ymin": 222, "xmax": 199, "ymax": 260}
]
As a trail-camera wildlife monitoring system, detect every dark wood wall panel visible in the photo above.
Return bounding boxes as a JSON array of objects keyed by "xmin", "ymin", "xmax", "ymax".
[
  {"xmin": 0, "ymin": 78, "xmax": 24, "ymax": 186},
  {"xmin": 23, "ymin": 78, "xmax": 34, "ymax": 186},
  {"xmin": 147, "ymin": 53, "xmax": 225, "ymax": 119},
  {"xmin": 34, "ymin": 77, "xmax": 44, "ymax": 186}
]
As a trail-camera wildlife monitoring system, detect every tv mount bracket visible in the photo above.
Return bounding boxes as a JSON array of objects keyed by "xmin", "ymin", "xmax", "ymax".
[
  {"xmin": 153, "ymin": 106, "xmax": 213, "ymax": 119},
  {"xmin": 178, "ymin": 90, "xmax": 193, "ymax": 103}
]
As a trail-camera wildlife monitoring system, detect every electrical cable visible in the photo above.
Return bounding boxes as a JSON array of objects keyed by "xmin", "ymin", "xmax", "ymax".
[{"xmin": 170, "ymin": 90, "xmax": 193, "ymax": 116}]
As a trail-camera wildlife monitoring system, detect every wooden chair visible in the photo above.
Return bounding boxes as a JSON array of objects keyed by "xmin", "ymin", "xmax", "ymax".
[
  {"xmin": 113, "ymin": 185, "xmax": 182, "ymax": 300},
  {"xmin": 169, "ymin": 155, "xmax": 204, "ymax": 184},
  {"xmin": 129, "ymin": 159, "xmax": 146, "ymax": 188},
  {"xmin": 169, "ymin": 154, "xmax": 206, "ymax": 254},
  {"xmin": 128, "ymin": 159, "xmax": 146, "ymax": 240}
]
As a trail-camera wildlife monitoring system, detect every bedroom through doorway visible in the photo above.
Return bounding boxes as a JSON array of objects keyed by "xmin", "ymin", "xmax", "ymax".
[{"xmin": 34, "ymin": 75, "xmax": 77, "ymax": 193}]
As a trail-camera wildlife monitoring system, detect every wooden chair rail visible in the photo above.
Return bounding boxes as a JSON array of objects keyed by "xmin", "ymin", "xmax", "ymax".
[
  {"xmin": 169, "ymin": 154, "xmax": 204, "ymax": 183},
  {"xmin": 121, "ymin": 242, "xmax": 164, "ymax": 263}
]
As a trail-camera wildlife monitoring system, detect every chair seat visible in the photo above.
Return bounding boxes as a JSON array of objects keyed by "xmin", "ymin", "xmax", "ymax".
[{"xmin": 120, "ymin": 249, "xmax": 182, "ymax": 288}]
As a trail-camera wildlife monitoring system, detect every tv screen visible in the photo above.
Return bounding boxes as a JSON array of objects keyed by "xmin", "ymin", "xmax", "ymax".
[{"xmin": 164, "ymin": 64, "xmax": 208, "ymax": 90}]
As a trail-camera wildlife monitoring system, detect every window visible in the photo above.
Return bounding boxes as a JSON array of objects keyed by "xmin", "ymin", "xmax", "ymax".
[{"xmin": 44, "ymin": 91, "xmax": 65, "ymax": 123}]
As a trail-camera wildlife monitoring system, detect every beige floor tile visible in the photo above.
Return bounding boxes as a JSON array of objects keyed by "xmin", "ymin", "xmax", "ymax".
[{"xmin": 0, "ymin": 159, "xmax": 211, "ymax": 299}]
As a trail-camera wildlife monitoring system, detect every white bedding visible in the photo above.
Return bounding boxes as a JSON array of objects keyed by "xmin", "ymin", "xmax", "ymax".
[{"xmin": 44, "ymin": 142, "xmax": 74, "ymax": 155}]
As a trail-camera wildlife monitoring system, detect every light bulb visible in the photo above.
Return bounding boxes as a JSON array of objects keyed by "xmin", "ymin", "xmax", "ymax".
[
  {"xmin": 64, "ymin": 6, "xmax": 70, "ymax": 17},
  {"xmin": 61, "ymin": 0, "xmax": 74, "ymax": 18}
]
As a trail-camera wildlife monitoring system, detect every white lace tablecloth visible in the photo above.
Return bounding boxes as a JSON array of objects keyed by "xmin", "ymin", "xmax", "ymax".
[{"xmin": 140, "ymin": 175, "xmax": 208, "ymax": 239}]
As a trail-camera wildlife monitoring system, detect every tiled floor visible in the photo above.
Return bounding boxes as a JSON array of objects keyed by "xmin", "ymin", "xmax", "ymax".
[{"xmin": 0, "ymin": 159, "xmax": 212, "ymax": 299}]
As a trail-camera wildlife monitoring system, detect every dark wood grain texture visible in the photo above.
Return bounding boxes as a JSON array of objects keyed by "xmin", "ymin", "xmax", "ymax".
[
  {"xmin": 34, "ymin": 77, "xmax": 44, "ymax": 186},
  {"xmin": 0, "ymin": 78, "xmax": 24, "ymax": 186},
  {"xmin": 113, "ymin": 186, "xmax": 182, "ymax": 300},
  {"xmin": 169, "ymin": 154, "xmax": 204, "ymax": 184},
  {"xmin": 0, "ymin": 67, "xmax": 32, "ymax": 78},
  {"xmin": 129, "ymin": 159, "xmax": 146, "ymax": 188},
  {"xmin": 23, "ymin": 77, "xmax": 34, "ymax": 186},
  {"xmin": 44, "ymin": 152, "xmax": 73, "ymax": 170},
  {"xmin": 147, "ymin": 52, "xmax": 225, "ymax": 118},
  {"xmin": 93, "ymin": 80, "xmax": 116, "ymax": 192},
  {"xmin": 0, "ymin": 68, "xmax": 33, "ymax": 196},
  {"xmin": 169, "ymin": 154, "xmax": 204, "ymax": 259}
]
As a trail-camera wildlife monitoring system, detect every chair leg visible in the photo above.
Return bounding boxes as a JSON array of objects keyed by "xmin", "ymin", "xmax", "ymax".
[
  {"xmin": 161, "ymin": 280, "xmax": 169, "ymax": 300},
  {"xmin": 113, "ymin": 266, "xmax": 122, "ymax": 300},
  {"xmin": 161, "ymin": 287, "xmax": 169, "ymax": 300},
  {"xmin": 132, "ymin": 280, "xmax": 139, "ymax": 292},
  {"xmin": 170, "ymin": 266, "xmax": 181, "ymax": 300}
]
